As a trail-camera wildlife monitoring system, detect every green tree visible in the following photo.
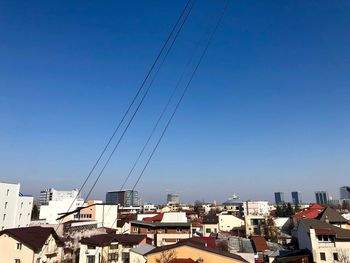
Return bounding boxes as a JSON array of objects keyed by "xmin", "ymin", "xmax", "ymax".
[
  {"xmin": 31, "ymin": 204, "xmax": 39, "ymax": 220},
  {"xmin": 286, "ymin": 203, "xmax": 294, "ymax": 217}
]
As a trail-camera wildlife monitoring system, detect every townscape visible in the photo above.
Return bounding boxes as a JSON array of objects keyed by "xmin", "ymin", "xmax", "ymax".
[{"xmin": 1, "ymin": 183, "xmax": 350, "ymax": 262}]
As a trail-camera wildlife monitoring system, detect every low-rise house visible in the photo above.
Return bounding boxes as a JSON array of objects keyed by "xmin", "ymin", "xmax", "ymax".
[
  {"xmin": 130, "ymin": 213, "xmax": 191, "ymax": 246},
  {"xmin": 129, "ymin": 243, "xmax": 155, "ymax": 263},
  {"xmin": 296, "ymin": 218, "xmax": 350, "ymax": 262},
  {"xmin": 144, "ymin": 239, "xmax": 247, "ymax": 263},
  {"xmin": 202, "ymin": 215, "xmax": 219, "ymax": 237},
  {"xmin": 0, "ymin": 226, "xmax": 63, "ymax": 263},
  {"xmin": 245, "ymin": 215, "xmax": 266, "ymax": 237},
  {"xmin": 116, "ymin": 219, "xmax": 130, "ymax": 234},
  {"xmin": 79, "ymin": 233, "xmax": 147, "ymax": 263},
  {"xmin": 315, "ymin": 206, "xmax": 348, "ymax": 228},
  {"xmin": 219, "ymin": 212, "xmax": 245, "ymax": 232}
]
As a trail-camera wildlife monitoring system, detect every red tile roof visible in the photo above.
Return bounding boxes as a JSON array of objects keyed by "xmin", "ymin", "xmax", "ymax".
[
  {"xmin": 143, "ymin": 213, "xmax": 163, "ymax": 222},
  {"xmin": 293, "ymin": 204, "xmax": 324, "ymax": 219},
  {"xmin": 251, "ymin": 236, "xmax": 268, "ymax": 252}
]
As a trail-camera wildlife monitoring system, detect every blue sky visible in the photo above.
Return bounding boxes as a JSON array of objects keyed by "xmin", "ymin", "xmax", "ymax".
[{"xmin": 1, "ymin": 0, "xmax": 350, "ymax": 204}]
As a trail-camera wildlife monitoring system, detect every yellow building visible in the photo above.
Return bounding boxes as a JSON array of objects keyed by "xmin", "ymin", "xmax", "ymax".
[
  {"xmin": 0, "ymin": 226, "xmax": 63, "ymax": 263},
  {"xmin": 145, "ymin": 240, "xmax": 247, "ymax": 263}
]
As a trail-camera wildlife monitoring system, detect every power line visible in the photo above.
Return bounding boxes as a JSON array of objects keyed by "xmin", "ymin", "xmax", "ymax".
[
  {"xmin": 82, "ymin": 0, "xmax": 196, "ymax": 204},
  {"xmin": 131, "ymin": 0, "xmax": 230, "ymax": 191}
]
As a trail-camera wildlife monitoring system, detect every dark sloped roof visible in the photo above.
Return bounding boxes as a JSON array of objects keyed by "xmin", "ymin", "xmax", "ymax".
[
  {"xmin": 80, "ymin": 233, "xmax": 146, "ymax": 246},
  {"xmin": 145, "ymin": 240, "xmax": 247, "ymax": 262},
  {"xmin": 202, "ymin": 215, "xmax": 218, "ymax": 224},
  {"xmin": 0, "ymin": 226, "xmax": 61, "ymax": 253},
  {"xmin": 300, "ymin": 219, "xmax": 350, "ymax": 240},
  {"xmin": 316, "ymin": 206, "xmax": 348, "ymax": 224},
  {"xmin": 250, "ymin": 236, "xmax": 268, "ymax": 252}
]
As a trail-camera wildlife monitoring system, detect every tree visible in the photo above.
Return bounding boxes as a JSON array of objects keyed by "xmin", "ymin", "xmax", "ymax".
[
  {"xmin": 155, "ymin": 249, "xmax": 177, "ymax": 263},
  {"xmin": 336, "ymin": 249, "xmax": 350, "ymax": 263},
  {"xmin": 31, "ymin": 204, "xmax": 39, "ymax": 220},
  {"xmin": 285, "ymin": 203, "xmax": 294, "ymax": 217}
]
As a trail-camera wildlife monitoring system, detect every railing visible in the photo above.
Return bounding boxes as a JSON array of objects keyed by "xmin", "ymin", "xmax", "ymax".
[{"xmin": 318, "ymin": 242, "xmax": 335, "ymax": 248}]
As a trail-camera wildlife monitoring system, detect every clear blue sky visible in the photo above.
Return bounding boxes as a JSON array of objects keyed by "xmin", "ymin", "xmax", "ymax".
[{"xmin": 1, "ymin": 0, "xmax": 350, "ymax": 204}]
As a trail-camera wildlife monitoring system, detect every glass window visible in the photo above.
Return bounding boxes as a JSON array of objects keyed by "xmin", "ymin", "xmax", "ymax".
[
  {"xmin": 320, "ymin": 252, "xmax": 326, "ymax": 261},
  {"xmin": 87, "ymin": 255, "xmax": 95, "ymax": 263},
  {"xmin": 108, "ymin": 253, "xmax": 117, "ymax": 262},
  {"xmin": 16, "ymin": 243, "xmax": 22, "ymax": 250},
  {"xmin": 333, "ymin": 253, "xmax": 339, "ymax": 261}
]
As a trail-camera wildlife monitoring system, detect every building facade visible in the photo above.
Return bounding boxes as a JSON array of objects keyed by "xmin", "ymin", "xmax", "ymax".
[
  {"xmin": 106, "ymin": 190, "xmax": 139, "ymax": 207},
  {"xmin": 167, "ymin": 193, "xmax": 180, "ymax": 204},
  {"xmin": 0, "ymin": 182, "xmax": 33, "ymax": 231},
  {"xmin": 39, "ymin": 188, "xmax": 79, "ymax": 206},
  {"xmin": 274, "ymin": 192, "xmax": 285, "ymax": 205},
  {"xmin": 291, "ymin": 191, "xmax": 302, "ymax": 205},
  {"xmin": 340, "ymin": 186, "xmax": 350, "ymax": 200},
  {"xmin": 315, "ymin": 191, "xmax": 329, "ymax": 205}
]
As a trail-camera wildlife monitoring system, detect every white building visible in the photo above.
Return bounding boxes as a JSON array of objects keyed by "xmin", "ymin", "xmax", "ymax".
[
  {"xmin": 297, "ymin": 218, "xmax": 350, "ymax": 262},
  {"xmin": 39, "ymin": 188, "xmax": 79, "ymax": 205},
  {"xmin": 0, "ymin": 182, "xmax": 33, "ymax": 230},
  {"xmin": 243, "ymin": 201, "xmax": 270, "ymax": 216},
  {"xmin": 39, "ymin": 197, "xmax": 84, "ymax": 224},
  {"xmin": 218, "ymin": 212, "xmax": 245, "ymax": 232}
]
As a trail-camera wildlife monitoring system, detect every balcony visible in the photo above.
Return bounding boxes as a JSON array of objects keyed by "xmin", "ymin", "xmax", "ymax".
[{"xmin": 318, "ymin": 241, "xmax": 335, "ymax": 248}]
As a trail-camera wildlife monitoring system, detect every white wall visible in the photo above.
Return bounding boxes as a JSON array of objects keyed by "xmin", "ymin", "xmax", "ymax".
[
  {"xmin": 95, "ymin": 204, "xmax": 118, "ymax": 228},
  {"xmin": 218, "ymin": 214, "xmax": 244, "ymax": 231},
  {"xmin": 0, "ymin": 182, "xmax": 33, "ymax": 230},
  {"xmin": 39, "ymin": 198, "xmax": 83, "ymax": 224}
]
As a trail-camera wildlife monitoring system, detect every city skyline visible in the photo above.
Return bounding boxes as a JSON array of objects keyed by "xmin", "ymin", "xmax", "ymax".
[{"xmin": 1, "ymin": 1, "xmax": 350, "ymax": 203}]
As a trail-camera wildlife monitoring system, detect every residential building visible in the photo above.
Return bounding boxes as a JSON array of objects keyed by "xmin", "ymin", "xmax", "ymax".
[
  {"xmin": 244, "ymin": 215, "xmax": 266, "ymax": 237},
  {"xmin": 144, "ymin": 239, "xmax": 247, "ymax": 263},
  {"xmin": 340, "ymin": 186, "xmax": 350, "ymax": 200},
  {"xmin": 218, "ymin": 212, "xmax": 245, "ymax": 232},
  {"xmin": 315, "ymin": 206, "xmax": 348, "ymax": 228},
  {"xmin": 39, "ymin": 196, "xmax": 84, "ymax": 224},
  {"xmin": 291, "ymin": 191, "xmax": 302, "ymax": 205},
  {"xmin": 142, "ymin": 203, "xmax": 157, "ymax": 213},
  {"xmin": 296, "ymin": 218, "xmax": 350, "ymax": 262},
  {"xmin": 39, "ymin": 188, "xmax": 79, "ymax": 206},
  {"xmin": 130, "ymin": 212, "xmax": 191, "ymax": 246},
  {"xmin": 0, "ymin": 182, "xmax": 33, "ymax": 230},
  {"xmin": 243, "ymin": 201, "xmax": 270, "ymax": 216},
  {"xmin": 79, "ymin": 233, "xmax": 147, "ymax": 263},
  {"xmin": 129, "ymin": 244, "xmax": 155, "ymax": 263},
  {"xmin": 0, "ymin": 226, "xmax": 63, "ymax": 263},
  {"xmin": 106, "ymin": 190, "xmax": 140, "ymax": 207},
  {"xmin": 75, "ymin": 200, "xmax": 119, "ymax": 228},
  {"xmin": 315, "ymin": 191, "xmax": 329, "ymax": 205},
  {"xmin": 167, "ymin": 193, "xmax": 180, "ymax": 204},
  {"xmin": 274, "ymin": 192, "xmax": 284, "ymax": 205},
  {"xmin": 202, "ymin": 215, "xmax": 219, "ymax": 237}
]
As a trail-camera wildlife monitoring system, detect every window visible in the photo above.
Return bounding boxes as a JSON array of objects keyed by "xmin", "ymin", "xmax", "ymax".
[
  {"xmin": 15, "ymin": 260, "xmax": 21, "ymax": 263},
  {"xmin": 320, "ymin": 252, "xmax": 326, "ymax": 261},
  {"xmin": 176, "ymin": 228, "xmax": 182, "ymax": 233},
  {"xmin": 3, "ymin": 214, "xmax": 6, "ymax": 221},
  {"xmin": 133, "ymin": 227, "xmax": 138, "ymax": 232},
  {"xmin": 108, "ymin": 253, "xmax": 117, "ymax": 262},
  {"xmin": 87, "ymin": 256, "xmax": 95, "ymax": 263},
  {"xmin": 122, "ymin": 252, "xmax": 129, "ymax": 262},
  {"xmin": 16, "ymin": 243, "xmax": 22, "ymax": 250},
  {"xmin": 87, "ymin": 245, "xmax": 96, "ymax": 250},
  {"xmin": 206, "ymin": 228, "xmax": 211, "ymax": 233},
  {"xmin": 333, "ymin": 253, "xmax": 339, "ymax": 261},
  {"xmin": 4, "ymin": 202, "xmax": 8, "ymax": 209}
]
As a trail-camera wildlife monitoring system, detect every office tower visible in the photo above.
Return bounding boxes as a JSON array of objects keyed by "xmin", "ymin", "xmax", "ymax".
[
  {"xmin": 274, "ymin": 192, "xmax": 285, "ymax": 205},
  {"xmin": 39, "ymin": 188, "xmax": 79, "ymax": 206},
  {"xmin": 291, "ymin": 191, "xmax": 302, "ymax": 205},
  {"xmin": 167, "ymin": 193, "xmax": 180, "ymax": 204},
  {"xmin": 340, "ymin": 186, "xmax": 350, "ymax": 200},
  {"xmin": 106, "ymin": 190, "xmax": 139, "ymax": 207},
  {"xmin": 315, "ymin": 191, "xmax": 329, "ymax": 205}
]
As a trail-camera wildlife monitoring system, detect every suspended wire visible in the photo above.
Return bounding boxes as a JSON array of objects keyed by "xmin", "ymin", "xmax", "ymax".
[
  {"xmin": 82, "ymin": 0, "xmax": 196, "ymax": 204},
  {"xmin": 60, "ymin": 0, "xmax": 194, "ymax": 217},
  {"xmin": 131, "ymin": 0, "xmax": 230, "ymax": 191}
]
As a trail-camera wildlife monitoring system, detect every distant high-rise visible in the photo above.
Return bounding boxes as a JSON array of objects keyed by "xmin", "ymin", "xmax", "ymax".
[
  {"xmin": 340, "ymin": 186, "xmax": 350, "ymax": 200},
  {"xmin": 291, "ymin": 191, "xmax": 302, "ymax": 205},
  {"xmin": 167, "ymin": 193, "xmax": 180, "ymax": 204},
  {"xmin": 274, "ymin": 192, "xmax": 285, "ymax": 205},
  {"xmin": 315, "ymin": 191, "xmax": 329, "ymax": 205},
  {"xmin": 106, "ymin": 190, "xmax": 139, "ymax": 207}
]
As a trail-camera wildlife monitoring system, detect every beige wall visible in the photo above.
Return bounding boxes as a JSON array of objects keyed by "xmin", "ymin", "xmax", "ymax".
[
  {"xmin": 147, "ymin": 245, "xmax": 244, "ymax": 263},
  {"xmin": 0, "ymin": 233, "xmax": 62, "ymax": 263},
  {"xmin": 0, "ymin": 234, "xmax": 35, "ymax": 263}
]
